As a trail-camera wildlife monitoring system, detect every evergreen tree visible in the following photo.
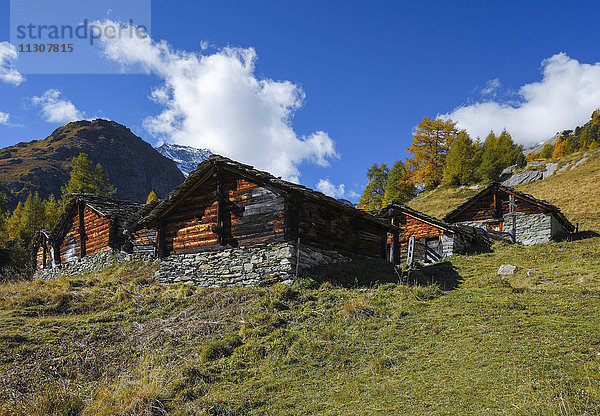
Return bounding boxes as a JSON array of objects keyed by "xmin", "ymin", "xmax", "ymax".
[
  {"xmin": 539, "ymin": 143, "xmax": 554, "ymax": 159},
  {"xmin": 476, "ymin": 132, "xmax": 503, "ymax": 182},
  {"xmin": 20, "ymin": 193, "xmax": 46, "ymax": 242},
  {"xmin": 476, "ymin": 130, "xmax": 522, "ymax": 181},
  {"xmin": 61, "ymin": 153, "xmax": 116, "ymax": 205},
  {"xmin": 406, "ymin": 117, "xmax": 458, "ymax": 189},
  {"xmin": 516, "ymin": 152, "xmax": 527, "ymax": 168},
  {"xmin": 146, "ymin": 190, "xmax": 158, "ymax": 204},
  {"xmin": 383, "ymin": 161, "xmax": 416, "ymax": 204},
  {"xmin": 442, "ymin": 130, "xmax": 480, "ymax": 185},
  {"xmin": 357, "ymin": 164, "xmax": 389, "ymax": 210},
  {"xmin": 44, "ymin": 195, "xmax": 60, "ymax": 230}
]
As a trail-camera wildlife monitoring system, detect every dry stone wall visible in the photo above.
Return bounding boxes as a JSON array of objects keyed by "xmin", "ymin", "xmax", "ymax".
[
  {"xmin": 33, "ymin": 250, "xmax": 139, "ymax": 280},
  {"xmin": 155, "ymin": 242, "xmax": 352, "ymax": 287}
]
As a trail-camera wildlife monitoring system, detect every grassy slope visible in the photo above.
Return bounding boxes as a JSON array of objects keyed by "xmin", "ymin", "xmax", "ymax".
[
  {"xmin": 2, "ymin": 237, "xmax": 600, "ymax": 415},
  {"xmin": 407, "ymin": 150, "xmax": 600, "ymax": 230},
  {"xmin": 2, "ymin": 153, "xmax": 600, "ymax": 415}
]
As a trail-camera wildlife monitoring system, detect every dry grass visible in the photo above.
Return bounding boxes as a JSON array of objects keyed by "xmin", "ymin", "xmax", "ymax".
[
  {"xmin": 407, "ymin": 185, "xmax": 481, "ymax": 219},
  {"xmin": 517, "ymin": 150, "xmax": 600, "ymax": 230}
]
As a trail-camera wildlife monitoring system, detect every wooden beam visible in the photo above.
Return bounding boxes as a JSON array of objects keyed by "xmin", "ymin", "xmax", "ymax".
[
  {"xmin": 78, "ymin": 203, "xmax": 86, "ymax": 258},
  {"xmin": 157, "ymin": 220, "xmax": 166, "ymax": 258}
]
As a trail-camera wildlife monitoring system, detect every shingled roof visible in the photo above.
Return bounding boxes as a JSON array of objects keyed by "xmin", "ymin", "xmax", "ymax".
[
  {"xmin": 442, "ymin": 182, "xmax": 575, "ymax": 232},
  {"xmin": 378, "ymin": 201, "xmax": 484, "ymax": 237},
  {"xmin": 50, "ymin": 194, "xmax": 144, "ymax": 241},
  {"xmin": 130, "ymin": 154, "xmax": 392, "ymax": 230}
]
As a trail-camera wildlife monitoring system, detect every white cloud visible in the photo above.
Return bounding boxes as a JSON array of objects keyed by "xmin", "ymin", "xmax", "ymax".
[
  {"xmin": 0, "ymin": 111, "xmax": 9, "ymax": 124},
  {"xmin": 442, "ymin": 53, "xmax": 600, "ymax": 146},
  {"xmin": 31, "ymin": 89, "xmax": 84, "ymax": 123},
  {"xmin": 316, "ymin": 178, "xmax": 360, "ymax": 200},
  {"xmin": 0, "ymin": 42, "xmax": 24, "ymax": 86},
  {"xmin": 481, "ymin": 78, "xmax": 501, "ymax": 98},
  {"xmin": 97, "ymin": 20, "xmax": 338, "ymax": 182}
]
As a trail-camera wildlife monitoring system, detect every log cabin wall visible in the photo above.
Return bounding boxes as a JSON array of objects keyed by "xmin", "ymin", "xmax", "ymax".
[
  {"xmin": 58, "ymin": 209, "xmax": 81, "ymax": 263},
  {"xmin": 82, "ymin": 206, "xmax": 112, "ymax": 256},
  {"xmin": 35, "ymin": 240, "xmax": 52, "ymax": 270},
  {"xmin": 131, "ymin": 228, "xmax": 158, "ymax": 256},
  {"xmin": 449, "ymin": 189, "xmax": 545, "ymax": 223},
  {"xmin": 162, "ymin": 172, "xmax": 286, "ymax": 256},
  {"xmin": 296, "ymin": 200, "xmax": 387, "ymax": 258},
  {"xmin": 385, "ymin": 213, "xmax": 446, "ymax": 263}
]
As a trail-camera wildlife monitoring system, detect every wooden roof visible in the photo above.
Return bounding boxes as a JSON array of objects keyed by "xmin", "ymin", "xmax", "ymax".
[
  {"xmin": 378, "ymin": 201, "xmax": 485, "ymax": 238},
  {"xmin": 130, "ymin": 154, "xmax": 393, "ymax": 230},
  {"xmin": 50, "ymin": 194, "xmax": 144, "ymax": 241},
  {"xmin": 443, "ymin": 182, "xmax": 575, "ymax": 232}
]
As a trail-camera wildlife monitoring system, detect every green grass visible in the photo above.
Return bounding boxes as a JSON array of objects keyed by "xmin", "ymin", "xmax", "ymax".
[{"xmin": 1, "ymin": 237, "xmax": 600, "ymax": 415}]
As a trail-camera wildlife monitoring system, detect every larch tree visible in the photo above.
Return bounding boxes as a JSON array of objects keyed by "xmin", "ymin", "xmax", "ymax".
[
  {"xmin": 383, "ymin": 161, "xmax": 416, "ymax": 204},
  {"xmin": 406, "ymin": 117, "xmax": 458, "ymax": 189},
  {"xmin": 146, "ymin": 190, "xmax": 158, "ymax": 204},
  {"xmin": 442, "ymin": 130, "xmax": 480, "ymax": 185},
  {"xmin": 357, "ymin": 163, "xmax": 389, "ymax": 210},
  {"xmin": 61, "ymin": 153, "xmax": 116, "ymax": 205}
]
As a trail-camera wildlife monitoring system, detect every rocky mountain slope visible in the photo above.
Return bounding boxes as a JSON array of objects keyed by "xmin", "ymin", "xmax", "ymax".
[
  {"xmin": 155, "ymin": 143, "xmax": 211, "ymax": 176},
  {"xmin": 0, "ymin": 119, "xmax": 185, "ymax": 208}
]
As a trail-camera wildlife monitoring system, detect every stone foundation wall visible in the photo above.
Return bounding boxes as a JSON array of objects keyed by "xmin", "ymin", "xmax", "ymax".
[
  {"xmin": 33, "ymin": 251, "xmax": 138, "ymax": 280},
  {"xmin": 457, "ymin": 212, "xmax": 553, "ymax": 246},
  {"xmin": 155, "ymin": 242, "xmax": 352, "ymax": 287}
]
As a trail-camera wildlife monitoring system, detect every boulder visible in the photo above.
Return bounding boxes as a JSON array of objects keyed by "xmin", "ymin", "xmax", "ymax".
[
  {"xmin": 497, "ymin": 264, "xmax": 518, "ymax": 275},
  {"xmin": 502, "ymin": 170, "xmax": 543, "ymax": 186}
]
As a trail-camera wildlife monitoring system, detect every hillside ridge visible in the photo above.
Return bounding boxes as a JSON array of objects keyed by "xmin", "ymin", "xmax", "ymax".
[{"xmin": 0, "ymin": 119, "xmax": 185, "ymax": 208}]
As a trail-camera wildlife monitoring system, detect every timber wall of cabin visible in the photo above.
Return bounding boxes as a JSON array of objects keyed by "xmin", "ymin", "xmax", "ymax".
[
  {"xmin": 131, "ymin": 228, "xmax": 158, "ymax": 256},
  {"xmin": 57, "ymin": 207, "xmax": 113, "ymax": 264},
  {"xmin": 59, "ymin": 210, "xmax": 81, "ymax": 263},
  {"xmin": 449, "ymin": 190, "xmax": 546, "ymax": 223},
  {"xmin": 385, "ymin": 213, "xmax": 447, "ymax": 264},
  {"xmin": 161, "ymin": 173, "xmax": 285, "ymax": 256},
  {"xmin": 296, "ymin": 200, "xmax": 387, "ymax": 258},
  {"xmin": 35, "ymin": 241, "xmax": 55, "ymax": 270},
  {"xmin": 159, "ymin": 170, "xmax": 387, "ymax": 260}
]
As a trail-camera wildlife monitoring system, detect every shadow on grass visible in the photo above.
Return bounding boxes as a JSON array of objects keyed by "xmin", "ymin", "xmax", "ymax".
[
  {"xmin": 568, "ymin": 230, "xmax": 600, "ymax": 241},
  {"xmin": 302, "ymin": 259, "xmax": 462, "ymax": 291}
]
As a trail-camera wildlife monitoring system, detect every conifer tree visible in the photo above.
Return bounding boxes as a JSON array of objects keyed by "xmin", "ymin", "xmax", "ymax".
[
  {"xmin": 476, "ymin": 132, "xmax": 503, "ymax": 182},
  {"xmin": 516, "ymin": 152, "xmax": 527, "ymax": 168},
  {"xmin": 61, "ymin": 153, "xmax": 116, "ymax": 205},
  {"xmin": 539, "ymin": 143, "xmax": 554, "ymax": 159},
  {"xmin": 442, "ymin": 130, "xmax": 480, "ymax": 185},
  {"xmin": 383, "ymin": 161, "xmax": 416, "ymax": 204},
  {"xmin": 406, "ymin": 117, "xmax": 458, "ymax": 189},
  {"xmin": 552, "ymin": 138, "xmax": 566, "ymax": 159},
  {"xmin": 357, "ymin": 164, "xmax": 389, "ymax": 210}
]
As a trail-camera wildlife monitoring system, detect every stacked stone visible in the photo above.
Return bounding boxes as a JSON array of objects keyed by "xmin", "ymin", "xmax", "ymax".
[
  {"xmin": 155, "ymin": 242, "xmax": 352, "ymax": 287},
  {"xmin": 34, "ymin": 251, "xmax": 137, "ymax": 280}
]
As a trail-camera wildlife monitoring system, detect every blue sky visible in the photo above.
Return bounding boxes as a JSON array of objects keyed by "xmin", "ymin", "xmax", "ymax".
[{"xmin": 2, "ymin": 0, "xmax": 600, "ymax": 201}]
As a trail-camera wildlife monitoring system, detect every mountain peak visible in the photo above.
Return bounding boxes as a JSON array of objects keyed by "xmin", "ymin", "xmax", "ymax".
[{"xmin": 156, "ymin": 143, "xmax": 212, "ymax": 176}]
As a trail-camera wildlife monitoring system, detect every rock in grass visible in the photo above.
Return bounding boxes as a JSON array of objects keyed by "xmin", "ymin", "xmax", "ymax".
[{"xmin": 497, "ymin": 264, "xmax": 518, "ymax": 275}]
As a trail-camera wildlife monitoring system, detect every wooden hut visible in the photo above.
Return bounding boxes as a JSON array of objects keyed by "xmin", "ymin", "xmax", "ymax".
[
  {"xmin": 129, "ymin": 155, "xmax": 392, "ymax": 261},
  {"xmin": 31, "ymin": 229, "xmax": 53, "ymax": 270},
  {"xmin": 378, "ymin": 202, "xmax": 488, "ymax": 264},
  {"xmin": 443, "ymin": 182, "xmax": 574, "ymax": 245},
  {"xmin": 48, "ymin": 194, "xmax": 143, "ymax": 265}
]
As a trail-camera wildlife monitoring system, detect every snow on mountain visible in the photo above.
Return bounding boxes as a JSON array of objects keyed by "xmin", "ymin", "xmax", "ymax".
[{"xmin": 155, "ymin": 143, "xmax": 212, "ymax": 176}]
